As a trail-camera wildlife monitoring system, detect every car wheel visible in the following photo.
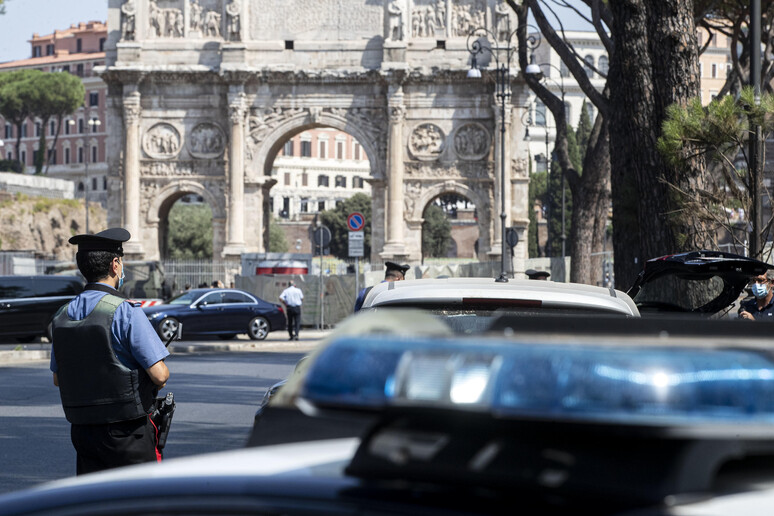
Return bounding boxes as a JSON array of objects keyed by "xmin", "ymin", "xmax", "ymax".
[
  {"xmin": 248, "ymin": 316, "xmax": 269, "ymax": 340},
  {"xmin": 158, "ymin": 317, "xmax": 180, "ymax": 341},
  {"xmin": 217, "ymin": 334, "xmax": 237, "ymax": 340}
]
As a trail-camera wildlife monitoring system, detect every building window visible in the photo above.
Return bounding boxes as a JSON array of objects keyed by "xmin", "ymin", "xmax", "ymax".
[
  {"xmin": 353, "ymin": 176, "xmax": 364, "ymax": 189},
  {"xmin": 318, "ymin": 175, "xmax": 329, "ymax": 187},
  {"xmin": 91, "ymin": 146, "xmax": 97, "ymax": 162},
  {"xmin": 584, "ymin": 55, "xmax": 594, "ymax": 78},
  {"xmin": 711, "ymin": 63, "xmax": 718, "ymax": 78},
  {"xmin": 76, "ymin": 64, "xmax": 84, "ymax": 77},
  {"xmin": 318, "ymin": 201, "xmax": 325, "ymax": 212},
  {"xmin": 33, "ymin": 46, "xmax": 41, "ymax": 57},
  {"xmin": 78, "ymin": 182, "xmax": 84, "ymax": 192},
  {"xmin": 4, "ymin": 124, "xmax": 11, "ymax": 139},
  {"xmin": 46, "ymin": 44, "xmax": 54, "ymax": 56},
  {"xmin": 78, "ymin": 119, "xmax": 84, "ymax": 133},
  {"xmin": 62, "ymin": 65, "xmax": 70, "ymax": 73},
  {"xmin": 92, "ymin": 177, "xmax": 97, "ymax": 191},
  {"xmin": 281, "ymin": 197, "xmax": 290, "ymax": 218},
  {"xmin": 599, "ymin": 55, "xmax": 609, "ymax": 76},
  {"xmin": 560, "ymin": 60, "xmax": 570, "ymax": 78},
  {"xmin": 50, "ymin": 120, "xmax": 56, "ymax": 136},
  {"xmin": 35, "ymin": 122, "xmax": 42, "ymax": 137},
  {"xmin": 21, "ymin": 124, "xmax": 27, "ymax": 137},
  {"xmin": 6, "ymin": 152, "xmax": 11, "ymax": 160},
  {"xmin": 300, "ymin": 140, "xmax": 312, "ymax": 157},
  {"xmin": 78, "ymin": 147, "xmax": 84, "ymax": 164},
  {"xmin": 336, "ymin": 141, "xmax": 344, "ymax": 159},
  {"xmin": 89, "ymin": 92, "xmax": 99, "ymax": 107},
  {"xmin": 283, "ymin": 140, "xmax": 293, "ymax": 156},
  {"xmin": 284, "ymin": 172, "xmax": 290, "ymax": 186},
  {"xmin": 353, "ymin": 142, "xmax": 361, "ymax": 160},
  {"xmin": 300, "ymin": 198, "xmax": 309, "ymax": 213},
  {"xmin": 699, "ymin": 63, "xmax": 704, "ymax": 78},
  {"xmin": 64, "ymin": 120, "xmax": 71, "ymax": 135},
  {"xmin": 65, "ymin": 147, "xmax": 70, "ymax": 164},
  {"xmin": 301, "ymin": 172, "xmax": 308, "ymax": 186},
  {"xmin": 535, "ymin": 101, "xmax": 546, "ymax": 127},
  {"xmin": 103, "ymin": 177, "xmax": 107, "ymax": 190},
  {"xmin": 318, "ymin": 140, "xmax": 327, "ymax": 159},
  {"xmin": 91, "ymin": 120, "xmax": 99, "ymax": 133},
  {"xmin": 564, "ymin": 101, "xmax": 572, "ymax": 123},
  {"xmin": 335, "ymin": 175, "xmax": 346, "ymax": 188},
  {"xmin": 76, "ymin": 38, "xmax": 82, "ymax": 53},
  {"xmin": 99, "ymin": 38, "xmax": 106, "ymax": 51},
  {"xmin": 49, "ymin": 148, "xmax": 56, "ymax": 164},
  {"xmin": 585, "ymin": 103, "xmax": 594, "ymax": 123},
  {"xmin": 33, "ymin": 150, "xmax": 38, "ymax": 164},
  {"xmin": 20, "ymin": 150, "xmax": 26, "ymax": 164}
]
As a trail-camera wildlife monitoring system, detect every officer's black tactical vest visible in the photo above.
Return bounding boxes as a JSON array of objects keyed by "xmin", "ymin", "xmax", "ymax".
[{"xmin": 53, "ymin": 294, "xmax": 156, "ymax": 425}]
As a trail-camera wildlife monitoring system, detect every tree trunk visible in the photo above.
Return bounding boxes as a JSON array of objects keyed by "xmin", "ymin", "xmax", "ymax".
[
  {"xmin": 44, "ymin": 115, "xmax": 62, "ymax": 175},
  {"xmin": 570, "ymin": 118, "xmax": 610, "ymax": 284}
]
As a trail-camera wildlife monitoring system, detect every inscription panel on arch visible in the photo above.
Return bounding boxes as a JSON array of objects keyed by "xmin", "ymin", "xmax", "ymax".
[{"xmin": 250, "ymin": 0, "xmax": 383, "ymax": 41}]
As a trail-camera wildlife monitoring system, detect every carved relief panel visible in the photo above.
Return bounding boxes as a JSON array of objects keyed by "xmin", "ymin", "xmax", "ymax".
[
  {"xmin": 148, "ymin": 0, "xmax": 185, "ymax": 38},
  {"xmin": 189, "ymin": 0, "xmax": 224, "ymax": 38},
  {"xmin": 450, "ymin": 0, "xmax": 485, "ymax": 37},
  {"xmin": 143, "ymin": 122, "xmax": 182, "ymax": 159},
  {"xmin": 408, "ymin": 123, "xmax": 445, "ymax": 161},
  {"xmin": 410, "ymin": 0, "xmax": 446, "ymax": 38},
  {"xmin": 453, "ymin": 123, "xmax": 490, "ymax": 160},
  {"xmin": 189, "ymin": 122, "xmax": 226, "ymax": 158}
]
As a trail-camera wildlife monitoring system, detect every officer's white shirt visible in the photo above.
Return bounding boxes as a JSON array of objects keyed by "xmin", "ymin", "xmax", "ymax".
[{"xmin": 280, "ymin": 286, "xmax": 304, "ymax": 307}]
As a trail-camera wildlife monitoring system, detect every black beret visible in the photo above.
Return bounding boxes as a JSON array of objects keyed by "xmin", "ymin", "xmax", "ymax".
[
  {"xmin": 385, "ymin": 261, "xmax": 410, "ymax": 275},
  {"xmin": 69, "ymin": 228, "xmax": 130, "ymax": 256},
  {"xmin": 525, "ymin": 269, "xmax": 550, "ymax": 279}
]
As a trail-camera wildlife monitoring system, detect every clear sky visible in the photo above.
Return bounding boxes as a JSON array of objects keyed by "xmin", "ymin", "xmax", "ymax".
[{"xmin": 0, "ymin": 0, "xmax": 107, "ymax": 63}]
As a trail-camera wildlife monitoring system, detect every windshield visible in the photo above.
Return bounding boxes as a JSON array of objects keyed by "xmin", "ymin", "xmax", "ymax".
[
  {"xmin": 166, "ymin": 291, "xmax": 200, "ymax": 305},
  {"xmin": 372, "ymin": 305, "xmax": 630, "ymax": 335},
  {"xmin": 634, "ymin": 274, "xmax": 725, "ymax": 312}
]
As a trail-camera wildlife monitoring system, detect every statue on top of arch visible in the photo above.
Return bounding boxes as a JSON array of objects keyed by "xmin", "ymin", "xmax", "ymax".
[{"xmin": 120, "ymin": 0, "xmax": 136, "ymax": 41}]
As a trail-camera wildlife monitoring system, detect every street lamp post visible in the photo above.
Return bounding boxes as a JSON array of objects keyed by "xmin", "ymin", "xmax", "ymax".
[
  {"xmin": 84, "ymin": 117, "xmax": 101, "ymax": 234},
  {"xmin": 525, "ymin": 63, "xmax": 567, "ymax": 258},
  {"xmin": 467, "ymin": 28, "xmax": 517, "ymax": 283}
]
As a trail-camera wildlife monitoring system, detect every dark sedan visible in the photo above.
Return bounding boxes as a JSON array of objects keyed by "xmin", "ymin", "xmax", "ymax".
[{"xmin": 142, "ymin": 288, "xmax": 286, "ymax": 341}]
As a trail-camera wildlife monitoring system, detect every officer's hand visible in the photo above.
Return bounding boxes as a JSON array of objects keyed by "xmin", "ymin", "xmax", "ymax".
[{"xmin": 740, "ymin": 310, "xmax": 755, "ymax": 320}]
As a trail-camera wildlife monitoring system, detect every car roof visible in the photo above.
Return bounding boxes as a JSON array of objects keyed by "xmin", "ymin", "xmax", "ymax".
[{"xmin": 361, "ymin": 277, "xmax": 639, "ymax": 316}]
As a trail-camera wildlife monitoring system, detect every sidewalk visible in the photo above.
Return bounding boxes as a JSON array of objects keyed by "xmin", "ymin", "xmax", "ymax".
[{"xmin": 0, "ymin": 328, "xmax": 333, "ymax": 365}]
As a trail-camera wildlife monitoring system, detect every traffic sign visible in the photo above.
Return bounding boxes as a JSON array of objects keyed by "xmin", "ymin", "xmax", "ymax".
[
  {"xmin": 506, "ymin": 227, "xmax": 519, "ymax": 248},
  {"xmin": 312, "ymin": 226, "xmax": 332, "ymax": 248},
  {"xmin": 348, "ymin": 231, "xmax": 364, "ymax": 257},
  {"xmin": 347, "ymin": 212, "xmax": 366, "ymax": 232}
]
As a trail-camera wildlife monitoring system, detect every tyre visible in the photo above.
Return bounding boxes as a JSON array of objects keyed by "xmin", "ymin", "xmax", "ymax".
[
  {"xmin": 158, "ymin": 317, "xmax": 180, "ymax": 341},
  {"xmin": 248, "ymin": 316, "xmax": 269, "ymax": 340},
  {"xmin": 217, "ymin": 334, "xmax": 237, "ymax": 340}
]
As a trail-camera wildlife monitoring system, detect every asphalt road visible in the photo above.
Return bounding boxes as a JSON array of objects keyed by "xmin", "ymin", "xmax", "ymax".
[{"xmin": 0, "ymin": 348, "xmax": 307, "ymax": 495}]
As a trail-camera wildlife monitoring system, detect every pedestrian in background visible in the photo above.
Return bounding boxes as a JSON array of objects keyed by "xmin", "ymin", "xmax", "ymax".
[
  {"xmin": 279, "ymin": 280, "xmax": 304, "ymax": 341},
  {"xmin": 50, "ymin": 228, "xmax": 170, "ymax": 475},
  {"xmin": 739, "ymin": 271, "xmax": 774, "ymax": 320},
  {"xmin": 354, "ymin": 261, "xmax": 410, "ymax": 312}
]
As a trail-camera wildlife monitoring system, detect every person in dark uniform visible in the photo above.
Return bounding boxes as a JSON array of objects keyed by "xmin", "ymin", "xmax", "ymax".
[
  {"xmin": 50, "ymin": 228, "xmax": 170, "ymax": 475},
  {"xmin": 739, "ymin": 272, "xmax": 774, "ymax": 320},
  {"xmin": 353, "ymin": 261, "xmax": 410, "ymax": 312}
]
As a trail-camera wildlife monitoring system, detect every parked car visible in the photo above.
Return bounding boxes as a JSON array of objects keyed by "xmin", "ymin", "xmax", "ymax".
[
  {"xmin": 626, "ymin": 250, "xmax": 773, "ymax": 317},
  {"xmin": 142, "ymin": 288, "xmax": 286, "ymax": 341},
  {"xmin": 0, "ymin": 275, "xmax": 84, "ymax": 343}
]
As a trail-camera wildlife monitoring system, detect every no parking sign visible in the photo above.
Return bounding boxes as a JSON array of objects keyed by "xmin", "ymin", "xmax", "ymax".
[{"xmin": 347, "ymin": 212, "xmax": 365, "ymax": 232}]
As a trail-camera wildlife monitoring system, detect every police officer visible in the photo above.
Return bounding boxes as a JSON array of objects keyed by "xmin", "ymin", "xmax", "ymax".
[
  {"xmin": 353, "ymin": 261, "xmax": 410, "ymax": 312},
  {"xmin": 50, "ymin": 228, "xmax": 170, "ymax": 475}
]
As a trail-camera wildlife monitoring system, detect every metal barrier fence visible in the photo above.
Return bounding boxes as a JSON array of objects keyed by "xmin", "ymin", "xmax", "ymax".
[{"xmin": 162, "ymin": 259, "xmax": 240, "ymax": 292}]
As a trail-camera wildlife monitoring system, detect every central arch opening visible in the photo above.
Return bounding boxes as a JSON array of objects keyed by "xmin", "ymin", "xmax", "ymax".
[
  {"xmin": 422, "ymin": 193, "xmax": 479, "ymax": 260},
  {"xmin": 159, "ymin": 193, "xmax": 214, "ymax": 260}
]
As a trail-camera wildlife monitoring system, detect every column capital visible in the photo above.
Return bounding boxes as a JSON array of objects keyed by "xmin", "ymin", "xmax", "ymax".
[
  {"xmin": 228, "ymin": 91, "xmax": 246, "ymax": 124},
  {"xmin": 388, "ymin": 105, "xmax": 406, "ymax": 123},
  {"xmin": 123, "ymin": 91, "xmax": 141, "ymax": 123}
]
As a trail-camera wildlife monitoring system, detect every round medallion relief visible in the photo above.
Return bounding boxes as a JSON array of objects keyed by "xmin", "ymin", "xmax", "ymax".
[
  {"xmin": 188, "ymin": 122, "xmax": 226, "ymax": 159},
  {"xmin": 409, "ymin": 123, "xmax": 445, "ymax": 161},
  {"xmin": 453, "ymin": 123, "xmax": 490, "ymax": 160},
  {"xmin": 143, "ymin": 123, "xmax": 182, "ymax": 159}
]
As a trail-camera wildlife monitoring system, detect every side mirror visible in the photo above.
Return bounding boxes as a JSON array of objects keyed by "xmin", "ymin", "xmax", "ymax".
[{"xmin": 197, "ymin": 301, "xmax": 208, "ymax": 308}]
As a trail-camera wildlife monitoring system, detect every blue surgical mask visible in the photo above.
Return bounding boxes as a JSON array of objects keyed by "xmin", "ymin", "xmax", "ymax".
[
  {"xmin": 118, "ymin": 261, "xmax": 125, "ymax": 290},
  {"xmin": 752, "ymin": 282, "xmax": 769, "ymax": 299}
]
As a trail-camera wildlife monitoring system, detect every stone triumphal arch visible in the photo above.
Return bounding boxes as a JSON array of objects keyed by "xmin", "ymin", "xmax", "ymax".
[{"xmin": 102, "ymin": 0, "xmax": 531, "ymax": 270}]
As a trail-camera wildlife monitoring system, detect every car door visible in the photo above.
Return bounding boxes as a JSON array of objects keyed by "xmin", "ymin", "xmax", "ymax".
[
  {"xmin": 187, "ymin": 291, "xmax": 226, "ymax": 334},
  {"xmin": 0, "ymin": 277, "xmax": 36, "ymax": 338},
  {"xmin": 221, "ymin": 291, "xmax": 255, "ymax": 331}
]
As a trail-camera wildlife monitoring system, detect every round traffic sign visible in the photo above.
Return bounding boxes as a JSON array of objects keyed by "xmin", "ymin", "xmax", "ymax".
[
  {"xmin": 505, "ymin": 227, "xmax": 519, "ymax": 248},
  {"xmin": 347, "ymin": 212, "xmax": 366, "ymax": 232}
]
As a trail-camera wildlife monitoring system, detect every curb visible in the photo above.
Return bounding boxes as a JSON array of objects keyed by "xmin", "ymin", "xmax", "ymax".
[{"xmin": 0, "ymin": 350, "xmax": 50, "ymax": 365}]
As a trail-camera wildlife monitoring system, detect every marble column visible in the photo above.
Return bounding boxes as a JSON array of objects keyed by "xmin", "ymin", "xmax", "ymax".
[
  {"xmin": 223, "ymin": 89, "xmax": 246, "ymax": 257},
  {"xmin": 381, "ymin": 86, "xmax": 408, "ymax": 259},
  {"xmin": 122, "ymin": 90, "xmax": 143, "ymax": 254}
]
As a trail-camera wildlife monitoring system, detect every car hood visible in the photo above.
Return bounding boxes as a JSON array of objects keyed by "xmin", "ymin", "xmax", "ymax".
[
  {"xmin": 626, "ymin": 251, "xmax": 773, "ymax": 315},
  {"xmin": 142, "ymin": 304, "xmax": 179, "ymax": 317}
]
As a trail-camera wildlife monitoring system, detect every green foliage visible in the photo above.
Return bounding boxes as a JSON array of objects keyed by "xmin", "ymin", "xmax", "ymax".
[
  {"xmin": 31, "ymin": 72, "xmax": 85, "ymax": 174},
  {"xmin": 527, "ymin": 170, "xmax": 548, "ymax": 257},
  {"xmin": 0, "ymin": 70, "xmax": 43, "ymax": 165},
  {"xmin": 268, "ymin": 217, "xmax": 289, "ymax": 252},
  {"xmin": 576, "ymin": 101, "xmax": 592, "ymax": 159},
  {"xmin": 320, "ymin": 193, "xmax": 372, "ymax": 259},
  {"xmin": 167, "ymin": 203, "xmax": 213, "ymax": 259},
  {"xmin": 0, "ymin": 0, "xmax": 7, "ymax": 15},
  {"xmin": 0, "ymin": 159, "xmax": 22, "ymax": 173},
  {"xmin": 422, "ymin": 204, "xmax": 452, "ymax": 257}
]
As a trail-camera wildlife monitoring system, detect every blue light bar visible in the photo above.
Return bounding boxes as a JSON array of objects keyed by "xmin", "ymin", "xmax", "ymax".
[{"xmin": 300, "ymin": 336, "xmax": 774, "ymax": 427}]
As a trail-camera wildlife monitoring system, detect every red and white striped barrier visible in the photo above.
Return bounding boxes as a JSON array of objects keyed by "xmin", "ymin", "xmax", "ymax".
[{"xmin": 128, "ymin": 299, "xmax": 164, "ymax": 308}]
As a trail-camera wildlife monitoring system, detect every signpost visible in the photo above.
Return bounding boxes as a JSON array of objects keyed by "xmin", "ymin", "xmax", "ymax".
[
  {"xmin": 347, "ymin": 212, "xmax": 365, "ymax": 297},
  {"xmin": 313, "ymin": 225, "xmax": 331, "ymax": 329}
]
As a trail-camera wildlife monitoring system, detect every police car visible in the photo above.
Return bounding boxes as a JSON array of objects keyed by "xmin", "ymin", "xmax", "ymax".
[{"xmin": 4, "ymin": 310, "xmax": 774, "ymax": 515}]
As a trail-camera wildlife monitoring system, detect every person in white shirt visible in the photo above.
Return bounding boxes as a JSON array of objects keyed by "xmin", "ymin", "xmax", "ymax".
[{"xmin": 279, "ymin": 280, "xmax": 304, "ymax": 341}]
